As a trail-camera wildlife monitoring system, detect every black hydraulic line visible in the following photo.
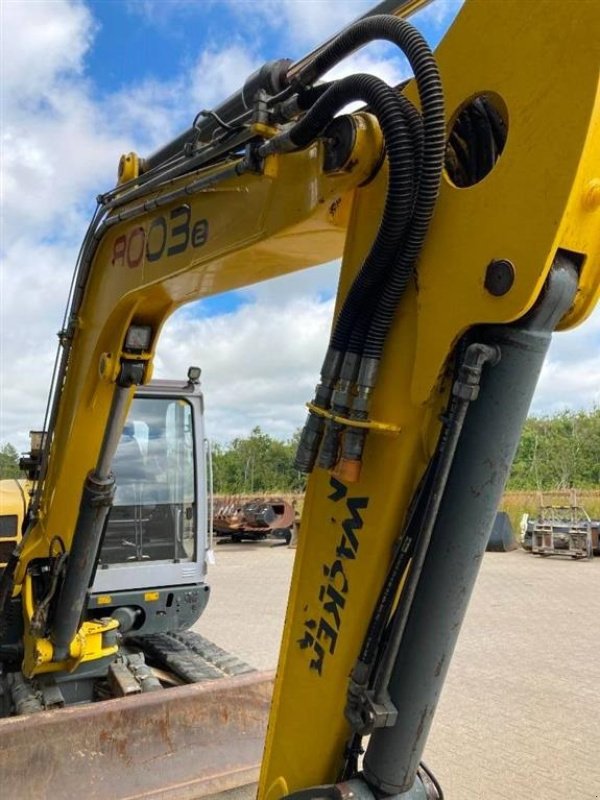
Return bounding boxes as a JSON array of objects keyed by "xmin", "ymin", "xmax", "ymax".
[
  {"xmin": 292, "ymin": 14, "xmax": 445, "ymax": 353},
  {"xmin": 294, "ymin": 17, "xmax": 445, "ymax": 390},
  {"xmin": 143, "ymin": 58, "xmax": 292, "ymax": 172},
  {"xmin": 273, "ymin": 16, "xmax": 443, "ymax": 361},
  {"xmin": 338, "ymin": 465, "xmax": 433, "ymax": 715},
  {"xmin": 358, "ymin": 456, "xmax": 436, "ymax": 667},
  {"xmin": 342, "ymin": 343, "xmax": 497, "ymax": 743},
  {"xmin": 349, "ymin": 331, "xmax": 464, "ymax": 668},
  {"xmin": 345, "ymin": 92, "xmax": 424, "ymax": 356},
  {"xmin": 286, "ymin": 75, "xmax": 419, "ymax": 474},
  {"xmin": 270, "ymin": 74, "xmax": 416, "ymax": 353},
  {"xmin": 336, "ymin": 25, "xmax": 444, "ymax": 364},
  {"xmin": 290, "ymin": 16, "xmax": 444, "ymax": 473},
  {"xmin": 276, "ymin": 82, "xmax": 334, "ymax": 120},
  {"xmin": 316, "ymin": 84, "xmax": 417, "ymax": 474},
  {"xmin": 287, "ymin": 1, "xmax": 434, "ymax": 87},
  {"xmin": 371, "ymin": 345, "xmax": 499, "ymax": 704}
]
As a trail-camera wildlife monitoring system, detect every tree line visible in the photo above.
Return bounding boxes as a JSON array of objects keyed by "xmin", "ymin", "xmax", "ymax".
[
  {"xmin": 210, "ymin": 427, "xmax": 305, "ymax": 494},
  {"xmin": 507, "ymin": 407, "xmax": 599, "ymax": 490},
  {"xmin": 1, "ymin": 408, "xmax": 598, "ymax": 491}
]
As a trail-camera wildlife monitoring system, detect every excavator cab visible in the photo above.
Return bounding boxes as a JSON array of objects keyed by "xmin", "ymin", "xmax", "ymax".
[{"xmin": 88, "ymin": 370, "xmax": 211, "ymax": 636}]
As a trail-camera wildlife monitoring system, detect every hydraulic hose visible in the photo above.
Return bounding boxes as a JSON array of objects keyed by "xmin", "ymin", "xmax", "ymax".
[
  {"xmin": 345, "ymin": 91, "xmax": 424, "ymax": 356},
  {"xmin": 273, "ymin": 15, "xmax": 445, "ymax": 358},
  {"xmin": 277, "ymin": 74, "xmax": 417, "ymax": 352},
  {"xmin": 317, "ymin": 89, "xmax": 419, "ymax": 470},
  {"xmin": 307, "ymin": 15, "xmax": 445, "ymax": 359},
  {"xmin": 290, "ymin": 14, "xmax": 448, "ymax": 354},
  {"xmin": 290, "ymin": 16, "xmax": 444, "ymax": 473},
  {"xmin": 336, "ymin": 24, "xmax": 444, "ymax": 365},
  {"xmin": 284, "ymin": 75, "xmax": 417, "ymax": 473}
]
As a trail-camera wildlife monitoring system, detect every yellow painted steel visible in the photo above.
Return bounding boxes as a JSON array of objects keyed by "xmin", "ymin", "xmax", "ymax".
[
  {"xmin": 258, "ymin": 1, "xmax": 600, "ymax": 797},
  {"xmin": 6, "ymin": 0, "xmax": 597, "ymax": 787},
  {"xmin": 95, "ymin": 595, "xmax": 112, "ymax": 606},
  {"xmin": 117, "ymin": 152, "xmax": 140, "ymax": 185},
  {"xmin": 21, "ymin": 573, "xmax": 119, "ymax": 678},
  {"xmin": 15, "ymin": 129, "xmax": 384, "ymax": 675}
]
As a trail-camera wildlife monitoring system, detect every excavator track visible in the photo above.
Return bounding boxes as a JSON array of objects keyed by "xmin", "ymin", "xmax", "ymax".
[{"xmin": 130, "ymin": 630, "xmax": 256, "ymax": 683}]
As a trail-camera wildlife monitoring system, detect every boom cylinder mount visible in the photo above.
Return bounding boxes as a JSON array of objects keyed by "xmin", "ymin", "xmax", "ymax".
[{"xmin": 362, "ymin": 259, "xmax": 579, "ymax": 795}]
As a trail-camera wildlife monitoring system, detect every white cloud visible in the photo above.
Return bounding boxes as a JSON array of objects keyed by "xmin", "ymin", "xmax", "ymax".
[
  {"xmin": 1, "ymin": 0, "xmax": 94, "ymax": 102},
  {"xmin": 190, "ymin": 45, "xmax": 261, "ymax": 109},
  {"xmin": 155, "ymin": 285, "xmax": 337, "ymax": 443},
  {"xmin": 250, "ymin": 0, "xmax": 373, "ymax": 48},
  {"xmin": 322, "ymin": 46, "xmax": 411, "ymax": 87},
  {"xmin": 0, "ymin": 239, "xmax": 77, "ymax": 448},
  {"xmin": 1, "ymin": 0, "xmax": 598, "ymax": 461},
  {"xmin": 1, "ymin": 1, "xmax": 105, "ymax": 245},
  {"xmin": 531, "ymin": 307, "xmax": 600, "ymax": 416},
  {"xmin": 0, "ymin": 1, "xmax": 261, "ymax": 451}
]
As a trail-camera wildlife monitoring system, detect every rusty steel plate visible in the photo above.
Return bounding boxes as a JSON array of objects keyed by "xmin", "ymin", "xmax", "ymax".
[{"xmin": 0, "ymin": 671, "xmax": 274, "ymax": 800}]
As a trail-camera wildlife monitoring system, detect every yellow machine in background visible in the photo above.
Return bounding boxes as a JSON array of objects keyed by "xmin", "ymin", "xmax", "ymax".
[
  {"xmin": 0, "ymin": 480, "xmax": 28, "ymax": 571},
  {"xmin": 0, "ymin": 0, "xmax": 598, "ymax": 798}
]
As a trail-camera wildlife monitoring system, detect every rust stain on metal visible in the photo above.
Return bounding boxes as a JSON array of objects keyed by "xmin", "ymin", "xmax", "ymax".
[
  {"xmin": 0, "ymin": 671, "xmax": 274, "ymax": 800},
  {"xmin": 213, "ymin": 496, "xmax": 294, "ymax": 542}
]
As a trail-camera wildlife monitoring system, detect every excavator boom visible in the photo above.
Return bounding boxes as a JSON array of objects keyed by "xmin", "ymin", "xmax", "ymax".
[{"xmin": 0, "ymin": 0, "xmax": 598, "ymax": 798}]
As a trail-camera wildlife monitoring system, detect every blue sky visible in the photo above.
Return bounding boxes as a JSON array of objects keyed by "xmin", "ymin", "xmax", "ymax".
[
  {"xmin": 86, "ymin": 1, "xmax": 458, "ymax": 93},
  {"xmin": 83, "ymin": 0, "xmax": 463, "ymax": 320},
  {"xmin": 1, "ymin": 0, "xmax": 598, "ymax": 449}
]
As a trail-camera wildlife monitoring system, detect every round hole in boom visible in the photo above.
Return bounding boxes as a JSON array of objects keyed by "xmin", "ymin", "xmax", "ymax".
[{"xmin": 445, "ymin": 92, "xmax": 508, "ymax": 188}]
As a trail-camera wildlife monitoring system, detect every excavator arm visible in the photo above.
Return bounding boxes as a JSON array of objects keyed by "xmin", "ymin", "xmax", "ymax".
[{"xmin": 0, "ymin": 0, "xmax": 598, "ymax": 798}]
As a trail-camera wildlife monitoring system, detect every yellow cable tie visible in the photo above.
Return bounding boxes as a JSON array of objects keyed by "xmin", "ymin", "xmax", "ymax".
[{"xmin": 306, "ymin": 403, "xmax": 401, "ymax": 435}]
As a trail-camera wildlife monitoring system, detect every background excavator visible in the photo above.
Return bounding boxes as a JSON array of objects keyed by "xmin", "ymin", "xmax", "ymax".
[{"xmin": 0, "ymin": 0, "xmax": 598, "ymax": 798}]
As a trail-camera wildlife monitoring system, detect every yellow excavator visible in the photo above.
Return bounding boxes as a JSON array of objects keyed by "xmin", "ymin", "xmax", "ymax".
[{"xmin": 0, "ymin": 0, "xmax": 598, "ymax": 798}]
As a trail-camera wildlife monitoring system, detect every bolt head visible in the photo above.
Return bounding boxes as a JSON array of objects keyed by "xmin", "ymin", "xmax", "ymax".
[{"xmin": 485, "ymin": 259, "xmax": 515, "ymax": 296}]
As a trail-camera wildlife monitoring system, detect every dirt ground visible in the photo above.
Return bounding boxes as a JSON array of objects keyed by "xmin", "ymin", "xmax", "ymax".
[{"xmin": 195, "ymin": 544, "xmax": 600, "ymax": 800}]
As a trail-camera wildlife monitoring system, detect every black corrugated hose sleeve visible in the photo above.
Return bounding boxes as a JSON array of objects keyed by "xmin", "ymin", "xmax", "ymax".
[
  {"xmin": 347, "ymin": 92, "xmax": 424, "ymax": 355},
  {"xmin": 294, "ymin": 14, "xmax": 445, "ymax": 362},
  {"xmin": 285, "ymin": 74, "xmax": 416, "ymax": 353},
  {"xmin": 298, "ymin": 14, "xmax": 438, "ymax": 90},
  {"xmin": 350, "ymin": 29, "xmax": 444, "ymax": 360}
]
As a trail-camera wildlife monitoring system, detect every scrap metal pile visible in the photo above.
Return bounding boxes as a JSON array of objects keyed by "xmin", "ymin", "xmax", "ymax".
[{"xmin": 213, "ymin": 497, "xmax": 295, "ymax": 544}]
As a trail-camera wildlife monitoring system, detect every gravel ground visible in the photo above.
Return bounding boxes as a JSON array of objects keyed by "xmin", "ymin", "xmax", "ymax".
[{"xmin": 195, "ymin": 544, "xmax": 600, "ymax": 800}]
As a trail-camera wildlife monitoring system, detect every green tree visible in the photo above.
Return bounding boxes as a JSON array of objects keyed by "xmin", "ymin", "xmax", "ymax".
[
  {"xmin": 0, "ymin": 443, "xmax": 22, "ymax": 479},
  {"xmin": 507, "ymin": 407, "xmax": 600, "ymax": 490},
  {"xmin": 209, "ymin": 407, "xmax": 599, "ymax": 496},
  {"xmin": 211, "ymin": 427, "xmax": 305, "ymax": 494}
]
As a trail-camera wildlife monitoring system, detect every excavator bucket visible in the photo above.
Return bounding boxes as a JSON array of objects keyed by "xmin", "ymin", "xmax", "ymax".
[
  {"xmin": 486, "ymin": 511, "xmax": 517, "ymax": 552},
  {"xmin": 0, "ymin": 671, "xmax": 273, "ymax": 800}
]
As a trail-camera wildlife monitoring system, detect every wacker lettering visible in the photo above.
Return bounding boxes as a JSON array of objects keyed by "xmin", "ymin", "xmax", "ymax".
[{"xmin": 298, "ymin": 478, "xmax": 368, "ymax": 675}]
